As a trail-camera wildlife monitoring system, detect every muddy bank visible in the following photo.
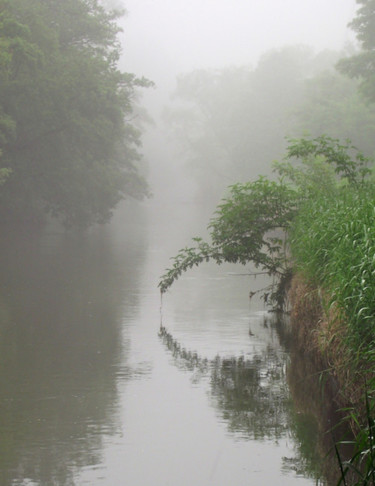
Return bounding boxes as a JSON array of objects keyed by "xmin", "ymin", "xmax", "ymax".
[
  {"xmin": 287, "ymin": 273, "xmax": 367, "ymax": 417},
  {"xmin": 278, "ymin": 274, "xmax": 362, "ymax": 484}
]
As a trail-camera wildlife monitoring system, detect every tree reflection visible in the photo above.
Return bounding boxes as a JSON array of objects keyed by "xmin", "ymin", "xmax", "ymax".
[
  {"xmin": 159, "ymin": 315, "xmax": 344, "ymax": 485},
  {"xmin": 210, "ymin": 353, "xmax": 289, "ymax": 440},
  {"xmin": 159, "ymin": 323, "xmax": 290, "ymax": 440},
  {"xmin": 0, "ymin": 213, "xmax": 147, "ymax": 486}
]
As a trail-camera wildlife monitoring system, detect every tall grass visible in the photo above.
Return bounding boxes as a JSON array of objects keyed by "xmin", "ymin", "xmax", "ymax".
[
  {"xmin": 290, "ymin": 185, "xmax": 375, "ymax": 355},
  {"xmin": 335, "ymin": 390, "xmax": 375, "ymax": 485},
  {"xmin": 290, "ymin": 185, "xmax": 375, "ymax": 484}
]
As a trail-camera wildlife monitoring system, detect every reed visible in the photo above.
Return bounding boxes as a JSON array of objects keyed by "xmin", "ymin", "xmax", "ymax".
[
  {"xmin": 290, "ymin": 184, "xmax": 375, "ymax": 483},
  {"xmin": 290, "ymin": 185, "xmax": 375, "ymax": 361},
  {"xmin": 335, "ymin": 390, "xmax": 375, "ymax": 485}
]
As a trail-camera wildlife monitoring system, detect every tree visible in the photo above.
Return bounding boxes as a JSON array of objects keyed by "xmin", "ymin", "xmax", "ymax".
[
  {"xmin": 0, "ymin": 0, "xmax": 152, "ymax": 227},
  {"xmin": 0, "ymin": 0, "xmax": 23, "ymax": 184},
  {"xmin": 337, "ymin": 0, "xmax": 375, "ymax": 103},
  {"xmin": 290, "ymin": 69, "xmax": 375, "ymax": 158},
  {"xmin": 164, "ymin": 46, "xmax": 344, "ymax": 203}
]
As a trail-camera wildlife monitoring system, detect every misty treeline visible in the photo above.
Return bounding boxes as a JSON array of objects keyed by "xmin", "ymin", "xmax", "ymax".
[
  {"xmin": 0, "ymin": 0, "xmax": 152, "ymax": 227},
  {"xmin": 160, "ymin": 0, "xmax": 375, "ymax": 296},
  {"xmin": 160, "ymin": 4, "xmax": 375, "ymax": 477},
  {"xmin": 164, "ymin": 47, "xmax": 375, "ymax": 204}
]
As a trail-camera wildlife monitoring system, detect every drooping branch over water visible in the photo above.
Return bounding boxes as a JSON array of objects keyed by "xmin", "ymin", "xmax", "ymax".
[{"xmin": 159, "ymin": 136, "xmax": 372, "ymax": 309}]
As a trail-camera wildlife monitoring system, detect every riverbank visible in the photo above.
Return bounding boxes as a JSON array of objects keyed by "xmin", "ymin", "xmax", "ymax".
[{"xmin": 287, "ymin": 273, "xmax": 370, "ymax": 425}]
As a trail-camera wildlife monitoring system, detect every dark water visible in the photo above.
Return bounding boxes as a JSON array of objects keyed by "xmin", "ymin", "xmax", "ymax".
[{"xmin": 0, "ymin": 202, "xmax": 334, "ymax": 485}]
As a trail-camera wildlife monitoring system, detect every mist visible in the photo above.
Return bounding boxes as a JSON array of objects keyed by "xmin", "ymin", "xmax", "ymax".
[
  {"xmin": 117, "ymin": 0, "xmax": 358, "ymax": 206},
  {"xmin": 2, "ymin": 3, "xmax": 373, "ymax": 484},
  {"xmin": 121, "ymin": 0, "xmax": 356, "ymax": 82}
]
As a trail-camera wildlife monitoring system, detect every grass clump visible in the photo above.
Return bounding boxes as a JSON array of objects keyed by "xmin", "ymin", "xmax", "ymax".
[
  {"xmin": 334, "ymin": 389, "xmax": 375, "ymax": 485},
  {"xmin": 290, "ymin": 186, "xmax": 375, "ymax": 355},
  {"xmin": 290, "ymin": 184, "xmax": 375, "ymax": 485}
]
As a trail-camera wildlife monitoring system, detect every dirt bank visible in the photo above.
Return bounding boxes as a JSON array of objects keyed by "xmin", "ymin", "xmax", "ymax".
[{"xmin": 287, "ymin": 273, "xmax": 366, "ymax": 415}]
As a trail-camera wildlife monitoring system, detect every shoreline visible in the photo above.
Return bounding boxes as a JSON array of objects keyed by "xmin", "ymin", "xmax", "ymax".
[{"xmin": 287, "ymin": 273, "xmax": 367, "ymax": 421}]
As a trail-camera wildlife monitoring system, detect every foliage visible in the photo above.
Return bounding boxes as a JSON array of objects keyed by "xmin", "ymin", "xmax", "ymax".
[
  {"xmin": 335, "ymin": 389, "xmax": 375, "ymax": 485},
  {"xmin": 159, "ymin": 136, "xmax": 369, "ymax": 301},
  {"xmin": 209, "ymin": 178, "xmax": 298, "ymax": 266},
  {"xmin": 0, "ymin": 167, "xmax": 11, "ymax": 186},
  {"xmin": 0, "ymin": 0, "xmax": 22, "ymax": 170},
  {"xmin": 285, "ymin": 136, "xmax": 371, "ymax": 186},
  {"xmin": 159, "ymin": 177, "xmax": 298, "ymax": 295},
  {"xmin": 290, "ymin": 186, "xmax": 375, "ymax": 350},
  {"xmin": 164, "ymin": 46, "xmax": 337, "ymax": 202},
  {"xmin": 0, "ymin": 0, "xmax": 152, "ymax": 227},
  {"xmin": 337, "ymin": 0, "xmax": 375, "ymax": 103},
  {"xmin": 164, "ymin": 43, "xmax": 375, "ymax": 206},
  {"xmin": 292, "ymin": 69, "xmax": 375, "ymax": 159}
]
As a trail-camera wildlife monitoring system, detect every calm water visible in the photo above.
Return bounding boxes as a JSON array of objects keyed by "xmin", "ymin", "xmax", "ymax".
[{"xmin": 0, "ymin": 202, "xmax": 330, "ymax": 485}]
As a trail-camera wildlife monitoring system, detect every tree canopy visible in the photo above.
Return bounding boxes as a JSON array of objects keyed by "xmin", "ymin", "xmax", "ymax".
[{"xmin": 0, "ymin": 0, "xmax": 152, "ymax": 227}]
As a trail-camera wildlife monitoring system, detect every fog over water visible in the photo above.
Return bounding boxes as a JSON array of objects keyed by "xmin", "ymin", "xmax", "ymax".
[{"xmin": 0, "ymin": 3, "xmax": 363, "ymax": 484}]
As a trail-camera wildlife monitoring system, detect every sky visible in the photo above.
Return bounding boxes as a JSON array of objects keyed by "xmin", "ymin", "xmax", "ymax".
[{"xmin": 120, "ymin": 0, "xmax": 358, "ymax": 89}]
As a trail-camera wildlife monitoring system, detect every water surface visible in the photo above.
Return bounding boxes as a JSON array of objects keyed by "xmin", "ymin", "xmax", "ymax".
[{"xmin": 0, "ymin": 202, "xmax": 327, "ymax": 485}]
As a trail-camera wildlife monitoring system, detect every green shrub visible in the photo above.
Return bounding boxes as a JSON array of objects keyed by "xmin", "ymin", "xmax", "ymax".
[{"xmin": 159, "ymin": 136, "xmax": 373, "ymax": 315}]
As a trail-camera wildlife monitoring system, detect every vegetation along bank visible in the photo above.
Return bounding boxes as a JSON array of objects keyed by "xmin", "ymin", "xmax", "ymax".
[
  {"xmin": 160, "ymin": 6, "xmax": 375, "ymax": 481},
  {"xmin": 159, "ymin": 134, "xmax": 375, "ymax": 408},
  {"xmin": 159, "ymin": 136, "xmax": 375, "ymax": 484}
]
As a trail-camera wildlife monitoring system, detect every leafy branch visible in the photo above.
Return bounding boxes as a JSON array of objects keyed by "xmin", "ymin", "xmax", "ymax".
[
  {"xmin": 159, "ymin": 136, "xmax": 372, "ymax": 307},
  {"xmin": 159, "ymin": 238, "xmax": 221, "ymax": 294},
  {"xmin": 159, "ymin": 177, "xmax": 297, "ymax": 296},
  {"xmin": 285, "ymin": 135, "xmax": 371, "ymax": 186}
]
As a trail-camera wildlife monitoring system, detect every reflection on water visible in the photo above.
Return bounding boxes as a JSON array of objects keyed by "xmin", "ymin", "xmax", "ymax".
[
  {"xmin": 158, "ymin": 318, "xmax": 333, "ymax": 483},
  {"xmin": 159, "ymin": 323, "xmax": 290, "ymax": 441},
  {"xmin": 0, "ymin": 202, "xmax": 343, "ymax": 485},
  {"xmin": 284, "ymin": 324, "xmax": 351, "ymax": 486},
  {"xmin": 0, "ymin": 206, "xmax": 148, "ymax": 485}
]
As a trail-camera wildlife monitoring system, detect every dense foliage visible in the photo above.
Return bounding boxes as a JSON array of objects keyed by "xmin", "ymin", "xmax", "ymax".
[
  {"xmin": 294, "ymin": 69, "xmax": 375, "ymax": 158},
  {"xmin": 0, "ymin": 0, "xmax": 152, "ymax": 227},
  {"xmin": 163, "ymin": 47, "xmax": 333, "ymax": 201},
  {"xmin": 159, "ymin": 136, "xmax": 371, "ymax": 303}
]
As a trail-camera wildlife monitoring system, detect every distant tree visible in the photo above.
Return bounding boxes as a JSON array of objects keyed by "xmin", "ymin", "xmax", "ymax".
[
  {"xmin": 164, "ymin": 46, "xmax": 342, "ymax": 203},
  {"xmin": 0, "ymin": 0, "xmax": 20, "ymax": 183},
  {"xmin": 0, "ymin": 0, "xmax": 152, "ymax": 227},
  {"xmin": 291, "ymin": 69, "xmax": 375, "ymax": 158},
  {"xmin": 337, "ymin": 0, "xmax": 375, "ymax": 103}
]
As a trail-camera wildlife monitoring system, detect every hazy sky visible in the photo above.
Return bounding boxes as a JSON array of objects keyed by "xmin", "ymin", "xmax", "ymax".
[{"xmin": 121, "ymin": 0, "xmax": 358, "ymax": 86}]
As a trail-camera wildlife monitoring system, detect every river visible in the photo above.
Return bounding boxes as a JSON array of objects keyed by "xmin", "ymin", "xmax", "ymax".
[{"xmin": 0, "ymin": 201, "xmax": 333, "ymax": 485}]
